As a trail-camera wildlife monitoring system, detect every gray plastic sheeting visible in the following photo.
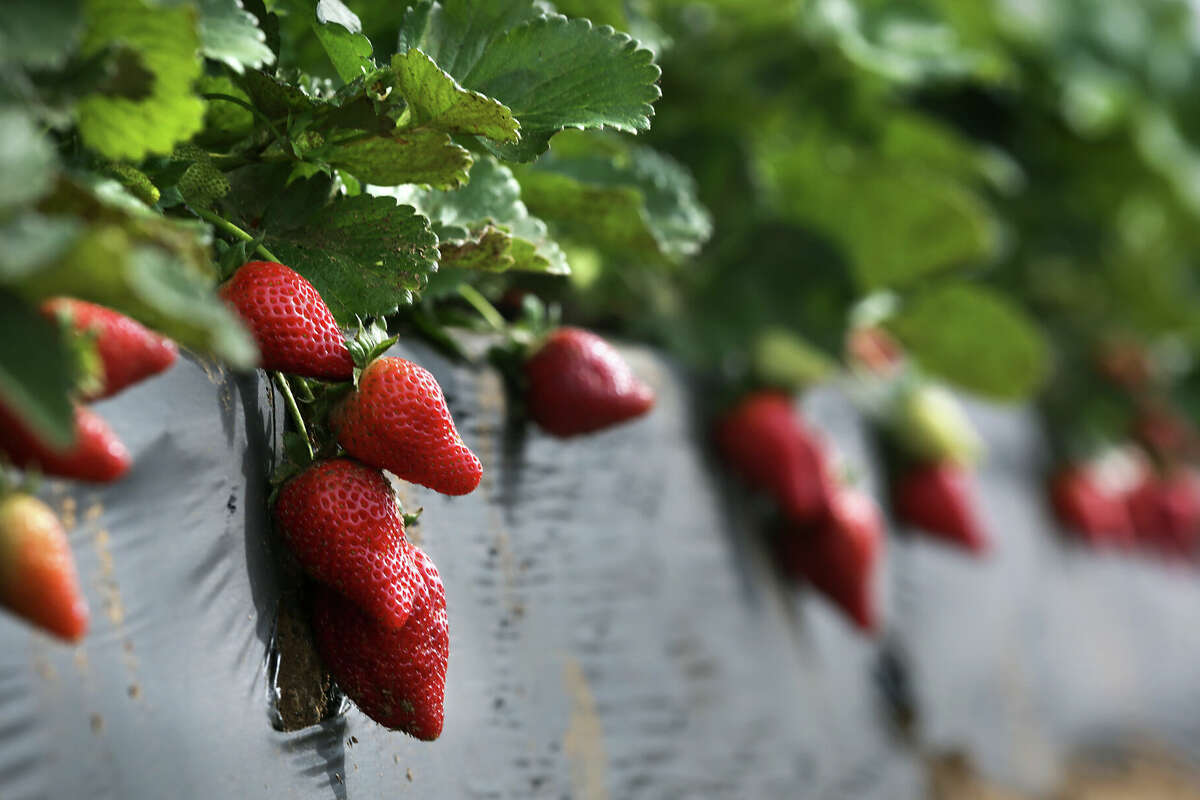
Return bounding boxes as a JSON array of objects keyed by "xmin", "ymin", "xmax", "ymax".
[{"xmin": 0, "ymin": 340, "xmax": 1198, "ymax": 799}]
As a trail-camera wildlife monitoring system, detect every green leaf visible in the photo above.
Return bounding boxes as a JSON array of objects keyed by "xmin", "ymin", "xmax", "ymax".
[
  {"xmin": 13, "ymin": 224, "xmax": 257, "ymax": 369},
  {"xmin": 259, "ymin": 192, "xmax": 439, "ymax": 321},
  {"xmin": 76, "ymin": 0, "xmax": 207, "ymax": 159},
  {"xmin": 887, "ymin": 284, "xmax": 1049, "ymax": 401},
  {"xmin": 390, "ymin": 48, "xmax": 518, "ymax": 142},
  {"xmin": 757, "ymin": 124, "xmax": 997, "ymax": 289},
  {"xmin": 515, "ymin": 145, "xmax": 711, "ymax": 262},
  {"xmin": 196, "ymin": 74, "xmax": 256, "ymax": 144},
  {"xmin": 199, "ymin": 0, "xmax": 274, "ymax": 73},
  {"xmin": 0, "ymin": 0, "xmax": 84, "ymax": 70},
  {"xmin": 0, "ymin": 108, "xmax": 57, "ymax": 214},
  {"xmin": 399, "ymin": 1, "xmax": 661, "ymax": 160},
  {"xmin": 0, "ymin": 292, "xmax": 76, "ymax": 448},
  {"xmin": 388, "ymin": 157, "xmax": 567, "ymax": 273},
  {"xmin": 325, "ymin": 129, "xmax": 472, "ymax": 189},
  {"xmin": 313, "ymin": 0, "xmax": 374, "ymax": 83},
  {"xmin": 9, "ymin": 177, "xmax": 257, "ymax": 367},
  {"xmin": 0, "ymin": 214, "xmax": 84, "ymax": 282},
  {"xmin": 236, "ymin": 68, "xmax": 317, "ymax": 120}
]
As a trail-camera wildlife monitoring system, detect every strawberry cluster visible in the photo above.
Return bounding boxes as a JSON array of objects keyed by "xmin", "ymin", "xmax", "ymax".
[
  {"xmin": 1051, "ymin": 341, "xmax": 1200, "ymax": 560},
  {"xmin": 716, "ymin": 391, "xmax": 883, "ymax": 633},
  {"xmin": 711, "ymin": 327, "xmax": 993, "ymax": 635},
  {"xmin": 0, "ymin": 299, "xmax": 179, "ymax": 642},
  {"xmin": 220, "ymin": 260, "xmax": 481, "ymax": 740},
  {"xmin": 223, "ymin": 259, "xmax": 660, "ymax": 740},
  {"xmin": 1051, "ymin": 451, "xmax": 1200, "ymax": 558}
]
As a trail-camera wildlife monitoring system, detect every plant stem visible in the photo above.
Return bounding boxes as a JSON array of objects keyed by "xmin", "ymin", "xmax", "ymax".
[
  {"xmin": 192, "ymin": 207, "xmax": 283, "ymax": 264},
  {"xmin": 457, "ymin": 283, "xmax": 506, "ymax": 333},
  {"xmin": 274, "ymin": 372, "xmax": 314, "ymax": 461},
  {"xmin": 201, "ymin": 93, "xmax": 285, "ymax": 142}
]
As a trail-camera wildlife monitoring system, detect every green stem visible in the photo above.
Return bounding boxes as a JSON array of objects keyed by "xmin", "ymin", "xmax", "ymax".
[
  {"xmin": 192, "ymin": 206, "xmax": 283, "ymax": 264},
  {"xmin": 457, "ymin": 283, "xmax": 506, "ymax": 333},
  {"xmin": 201, "ymin": 93, "xmax": 285, "ymax": 142},
  {"xmin": 274, "ymin": 372, "xmax": 314, "ymax": 461}
]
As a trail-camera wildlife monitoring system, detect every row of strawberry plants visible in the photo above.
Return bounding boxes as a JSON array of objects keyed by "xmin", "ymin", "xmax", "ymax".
[{"xmin": 0, "ymin": 0, "xmax": 677, "ymax": 741}]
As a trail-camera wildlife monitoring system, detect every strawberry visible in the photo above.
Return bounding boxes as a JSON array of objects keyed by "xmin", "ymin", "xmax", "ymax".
[
  {"xmin": 274, "ymin": 459, "xmax": 419, "ymax": 629},
  {"xmin": 523, "ymin": 327, "xmax": 655, "ymax": 437},
  {"xmin": 0, "ymin": 494, "xmax": 89, "ymax": 641},
  {"xmin": 218, "ymin": 261, "xmax": 353, "ymax": 381},
  {"xmin": 0, "ymin": 403, "xmax": 130, "ymax": 483},
  {"xmin": 846, "ymin": 325, "xmax": 904, "ymax": 377},
  {"xmin": 42, "ymin": 298, "xmax": 177, "ymax": 400},
  {"xmin": 310, "ymin": 542, "xmax": 448, "ymax": 740},
  {"xmin": 892, "ymin": 462, "xmax": 988, "ymax": 553},
  {"xmin": 1126, "ymin": 470, "xmax": 1200, "ymax": 557},
  {"xmin": 1050, "ymin": 466, "xmax": 1135, "ymax": 547},
  {"xmin": 781, "ymin": 487, "xmax": 883, "ymax": 633},
  {"xmin": 714, "ymin": 391, "xmax": 835, "ymax": 523},
  {"xmin": 332, "ymin": 357, "xmax": 482, "ymax": 496}
]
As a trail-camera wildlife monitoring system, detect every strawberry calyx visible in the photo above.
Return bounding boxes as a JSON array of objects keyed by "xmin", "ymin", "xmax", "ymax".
[{"xmin": 348, "ymin": 319, "xmax": 399, "ymax": 379}]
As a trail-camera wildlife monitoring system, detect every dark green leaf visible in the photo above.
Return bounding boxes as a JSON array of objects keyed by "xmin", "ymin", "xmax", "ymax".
[
  {"xmin": 261, "ymin": 192, "xmax": 439, "ymax": 321},
  {"xmin": 326, "ymin": 129, "xmax": 472, "ymax": 188},
  {"xmin": 0, "ymin": 0, "xmax": 84, "ymax": 70},
  {"xmin": 0, "ymin": 292, "xmax": 76, "ymax": 447},
  {"xmin": 399, "ymin": 1, "xmax": 661, "ymax": 161}
]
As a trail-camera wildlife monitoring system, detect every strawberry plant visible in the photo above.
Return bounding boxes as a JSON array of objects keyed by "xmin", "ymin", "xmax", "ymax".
[
  {"xmin": 5, "ymin": 0, "xmax": 1200, "ymax": 748},
  {"xmin": 0, "ymin": 0, "xmax": 701, "ymax": 738}
]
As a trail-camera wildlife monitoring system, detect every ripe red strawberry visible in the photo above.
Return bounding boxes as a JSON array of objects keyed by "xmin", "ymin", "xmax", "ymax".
[
  {"xmin": 42, "ymin": 298, "xmax": 177, "ymax": 400},
  {"xmin": 310, "ymin": 542, "xmax": 448, "ymax": 740},
  {"xmin": 332, "ymin": 357, "xmax": 482, "ymax": 496},
  {"xmin": 0, "ymin": 494, "xmax": 89, "ymax": 641},
  {"xmin": 1126, "ymin": 470, "xmax": 1200, "ymax": 557},
  {"xmin": 892, "ymin": 462, "xmax": 988, "ymax": 553},
  {"xmin": 524, "ymin": 327, "xmax": 655, "ymax": 437},
  {"xmin": 275, "ymin": 459, "xmax": 419, "ymax": 629},
  {"xmin": 714, "ymin": 391, "xmax": 835, "ymax": 523},
  {"xmin": 218, "ymin": 261, "xmax": 353, "ymax": 381},
  {"xmin": 0, "ymin": 403, "xmax": 130, "ymax": 483},
  {"xmin": 1050, "ymin": 466, "xmax": 1135, "ymax": 547},
  {"xmin": 781, "ymin": 487, "xmax": 883, "ymax": 633}
]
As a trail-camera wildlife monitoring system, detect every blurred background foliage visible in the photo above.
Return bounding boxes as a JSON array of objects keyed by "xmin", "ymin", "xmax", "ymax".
[
  {"xmin": 5, "ymin": 0, "xmax": 1200, "ymax": 459},
  {"xmin": 518, "ymin": 0, "xmax": 1200, "ymax": 456}
]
